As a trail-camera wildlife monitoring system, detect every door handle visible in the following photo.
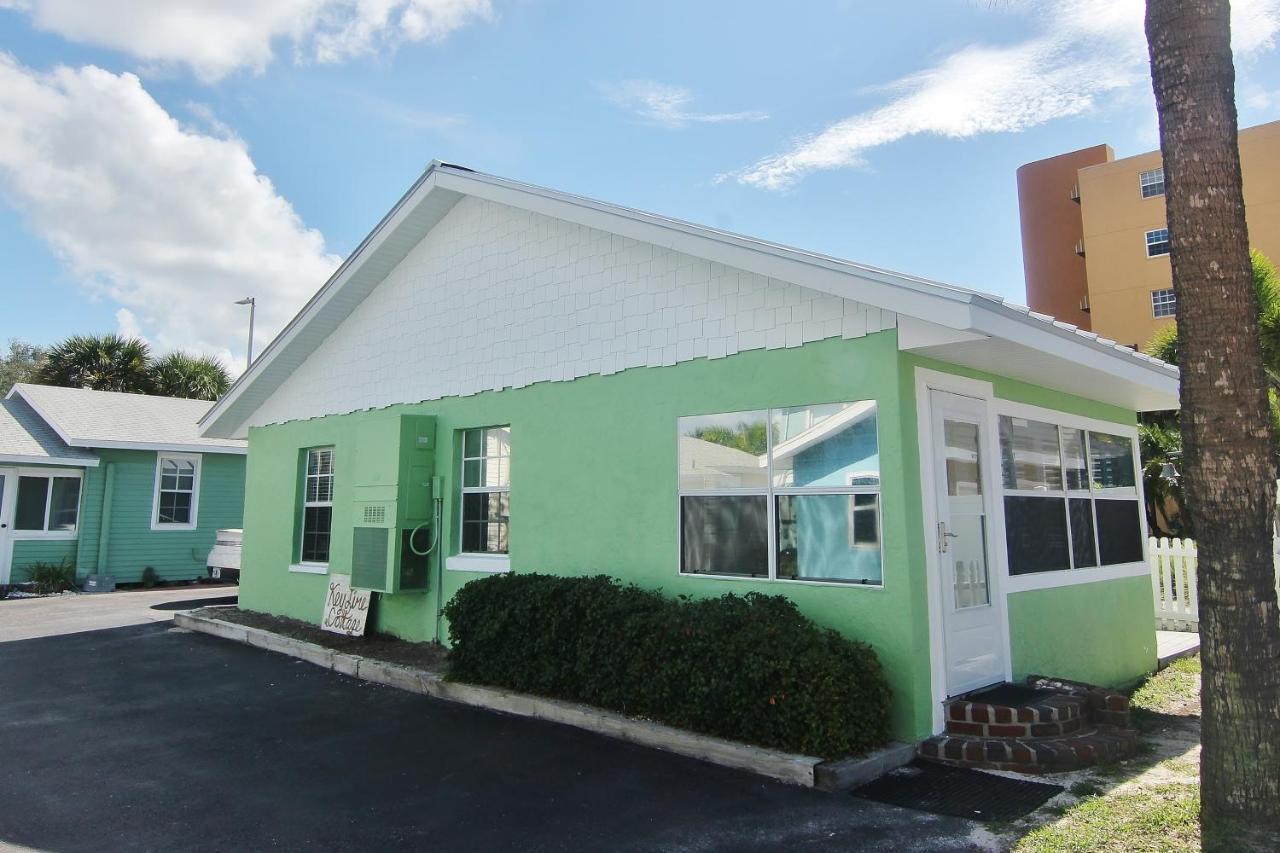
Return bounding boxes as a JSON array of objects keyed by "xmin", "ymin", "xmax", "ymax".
[{"xmin": 937, "ymin": 521, "xmax": 958, "ymax": 553}]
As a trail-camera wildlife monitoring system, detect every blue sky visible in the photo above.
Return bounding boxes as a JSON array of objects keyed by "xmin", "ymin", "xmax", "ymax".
[{"xmin": 1, "ymin": 0, "xmax": 1279, "ymax": 371}]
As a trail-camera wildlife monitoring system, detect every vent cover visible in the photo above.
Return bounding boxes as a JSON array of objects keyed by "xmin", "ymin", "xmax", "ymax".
[
  {"xmin": 363, "ymin": 505, "xmax": 387, "ymax": 525},
  {"xmin": 351, "ymin": 526, "xmax": 390, "ymax": 591}
]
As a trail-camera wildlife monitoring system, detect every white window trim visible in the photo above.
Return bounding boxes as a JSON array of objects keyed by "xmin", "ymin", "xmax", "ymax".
[
  {"xmin": 991, "ymin": 398, "xmax": 1148, "ymax": 595},
  {"xmin": 446, "ymin": 553, "xmax": 512, "ymax": 573},
  {"xmin": 458, "ymin": 427, "xmax": 511, "ymax": 559},
  {"xmin": 150, "ymin": 452, "xmax": 202, "ymax": 531},
  {"xmin": 675, "ymin": 404, "xmax": 885, "ymax": 589},
  {"xmin": 299, "ymin": 447, "xmax": 335, "ymax": 567},
  {"xmin": 9, "ymin": 466, "xmax": 84, "ymax": 541}
]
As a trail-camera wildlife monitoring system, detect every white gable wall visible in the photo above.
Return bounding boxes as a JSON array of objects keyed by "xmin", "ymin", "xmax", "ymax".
[{"xmin": 245, "ymin": 196, "xmax": 897, "ymax": 430}]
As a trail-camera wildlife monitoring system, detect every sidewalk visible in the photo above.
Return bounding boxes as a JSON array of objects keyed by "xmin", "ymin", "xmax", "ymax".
[{"xmin": 0, "ymin": 586, "xmax": 236, "ymax": 643}]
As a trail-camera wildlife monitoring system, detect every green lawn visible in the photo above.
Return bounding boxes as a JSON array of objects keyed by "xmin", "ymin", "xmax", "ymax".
[{"xmin": 1007, "ymin": 657, "xmax": 1202, "ymax": 853}]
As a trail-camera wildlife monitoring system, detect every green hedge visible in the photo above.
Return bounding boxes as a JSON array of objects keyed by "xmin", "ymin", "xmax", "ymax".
[{"xmin": 443, "ymin": 573, "xmax": 891, "ymax": 758}]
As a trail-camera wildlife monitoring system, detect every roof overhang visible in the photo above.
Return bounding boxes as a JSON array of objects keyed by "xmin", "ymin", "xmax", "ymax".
[
  {"xmin": 200, "ymin": 162, "xmax": 1181, "ymax": 437},
  {"xmin": 0, "ymin": 453, "xmax": 98, "ymax": 468}
]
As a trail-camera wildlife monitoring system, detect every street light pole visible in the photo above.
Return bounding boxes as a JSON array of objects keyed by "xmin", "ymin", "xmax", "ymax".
[{"xmin": 235, "ymin": 297, "xmax": 256, "ymax": 367}]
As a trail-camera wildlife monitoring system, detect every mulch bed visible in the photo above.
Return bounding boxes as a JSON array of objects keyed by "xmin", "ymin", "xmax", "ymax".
[{"xmin": 190, "ymin": 606, "xmax": 449, "ymax": 672}]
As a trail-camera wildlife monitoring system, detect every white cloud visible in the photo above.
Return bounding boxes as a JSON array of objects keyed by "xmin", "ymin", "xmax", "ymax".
[
  {"xmin": 4, "ymin": 0, "xmax": 493, "ymax": 82},
  {"xmin": 733, "ymin": 0, "xmax": 1280, "ymax": 189},
  {"xmin": 114, "ymin": 307, "xmax": 147, "ymax": 344},
  {"xmin": 600, "ymin": 79, "xmax": 768, "ymax": 129},
  {"xmin": 0, "ymin": 54, "xmax": 341, "ymax": 371}
]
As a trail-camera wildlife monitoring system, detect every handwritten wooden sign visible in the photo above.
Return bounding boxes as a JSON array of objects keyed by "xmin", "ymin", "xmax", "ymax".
[{"xmin": 322, "ymin": 575, "xmax": 371, "ymax": 637}]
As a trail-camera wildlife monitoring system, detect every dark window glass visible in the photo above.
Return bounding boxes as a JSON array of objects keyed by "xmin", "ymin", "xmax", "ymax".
[
  {"xmin": 301, "ymin": 506, "xmax": 332, "ymax": 563},
  {"xmin": 158, "ymin": 491, "xmax": 192, "ymax": 525},
  {"xmin": 1096, "ymin": 499, "xmax": 1144, "ymax": 565},
  {"xmin": 462, "ymin": 492, "xmax": 510, "ymax": 554},
  {"xmin": 1069, "ymin": 498, "xmax": 1098, "ymax": 568},
  {"xmin": 15, "ymin": 476, "xmax": 49, "ymax": 530},
  {"xmin": 1004, "ymin": 496, "xmax": 1070, "ymax": 575},
  {"xmin": 48, "ymin": 478, "xmax": 80, "ymax": 531},
  {"xmin": 681, "ymin": 495, "xmax": 768, "ymax": 577}
]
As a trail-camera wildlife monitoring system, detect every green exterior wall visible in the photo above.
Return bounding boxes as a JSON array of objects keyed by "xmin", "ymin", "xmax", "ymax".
[
  {"xmin": 238, "ymin": 333, "xmax": 1158, "ymax": 744},
  {"xmin": 241, "ymin": 331, "xmax": 938, "ymax": 740},
  {"xmin": 1007, "ymin": 575, "xmax": 1157, "ymax": 687},
  {"xmin": 5, "ymin": 451, "xmax": 246, "ymax": 584},
  {"xmin": 8, "ymin": 538, "xmax": 78, "ymax": 582}
]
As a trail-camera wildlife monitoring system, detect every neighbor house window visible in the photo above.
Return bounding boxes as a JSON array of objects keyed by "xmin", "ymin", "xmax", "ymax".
[
  {"xmin": 460, "ymin": 426, "xmax": 510, "ymax": 554},
  {"xmin": 998, "ymin": 415, "xmax": 1142, "ymax": 576},
  {"xmin": 1146, "ymin": 228, "xmax": 1170, "ymax": 257},
  {"xmin": 300, "ymin": 447, "xmax": 334, "ymax": 564},
  {"xmin": 678, "ymin": 401, "xmax": 881, "ymax": 585},
  {"xmin": 1152, "ymin": 288, "xmax": 1177, "ymax": 318},
  {"xmin": 1139, "ymin": 167, "xmax": 1165, "ymax": 198},
  {"xmin": 152, "ymin": 453, "xmax": 200, "ymax": 528},
  {"xmin": 14, "ymin": 473, "xmax": 81, "ymax": 534}
]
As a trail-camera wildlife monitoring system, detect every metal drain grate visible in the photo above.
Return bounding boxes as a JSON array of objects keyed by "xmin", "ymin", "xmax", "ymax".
[{"xmin": 852, "ymin": 760, "xmax": 1063, "ymax": 822}]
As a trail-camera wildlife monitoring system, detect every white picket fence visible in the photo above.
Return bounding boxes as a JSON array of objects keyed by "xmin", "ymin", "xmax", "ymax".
[{"xmin": 1150, "ymin": 536, "xmax": 1280, "ymax": 631}]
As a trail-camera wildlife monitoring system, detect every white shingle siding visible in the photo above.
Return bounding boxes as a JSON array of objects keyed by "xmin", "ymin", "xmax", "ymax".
[{"xmin": 248, "ymin": 196, "xmax": 897, "ymax": 428}]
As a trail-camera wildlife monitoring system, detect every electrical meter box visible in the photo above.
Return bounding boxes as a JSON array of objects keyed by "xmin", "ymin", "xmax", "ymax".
[{"xmin": 349, "ymin": 414, "xmax": 437, "ymax": 593}]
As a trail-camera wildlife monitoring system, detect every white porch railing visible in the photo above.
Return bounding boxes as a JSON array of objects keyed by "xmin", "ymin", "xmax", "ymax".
[{"xmin": 1150, "ymin": 536, "xmax": 1280, "ymax": 631}]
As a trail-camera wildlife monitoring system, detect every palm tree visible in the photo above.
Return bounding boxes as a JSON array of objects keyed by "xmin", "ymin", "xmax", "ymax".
[
  {"xmin": 147, "ymin": 352, "xmax": 231, "ymax": 401},
  {"xmin": 1146, "ymin": 0, "xmax": 1280, "ymax": 835},
  {"xmin": 35, "ymin": 334, "xmax": 152, "ymax": 393}
]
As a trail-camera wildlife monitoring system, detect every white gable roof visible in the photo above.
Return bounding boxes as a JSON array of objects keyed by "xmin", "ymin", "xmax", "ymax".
[
  {"xmin": 8, "ymin": 384, "xmax": 245, "ymax": 454},
  {"xmin": 200, "ymin": 163, "xmax": 1179, "ymax": 438},
  {"xmin": 0, "ymin": 396, "xmax": 98, "ymax": 466}
]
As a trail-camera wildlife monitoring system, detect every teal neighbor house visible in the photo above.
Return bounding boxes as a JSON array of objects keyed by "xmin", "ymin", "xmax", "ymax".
[
  {"xmin": 197, "ymin": 164, "xmax": 1179, "ymax": 743},
  {"xmin": 1, "ymin": 384, "xmax": 246, "ymax": 585}
]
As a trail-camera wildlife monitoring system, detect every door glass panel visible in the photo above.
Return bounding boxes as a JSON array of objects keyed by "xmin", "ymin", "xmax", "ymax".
[{"xmin": 944, "ymin": 418, "xmax": 990, "ymax": 608}]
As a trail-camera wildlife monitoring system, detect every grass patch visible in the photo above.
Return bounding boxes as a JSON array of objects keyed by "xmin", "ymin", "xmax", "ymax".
[
  {"xmin": 1131, "ymin": 656, "xmax": 1201, "ymax": 716},
  {"xmin": 1014, "ymin": 782, "xmax": 1199, "ymax": 853}
]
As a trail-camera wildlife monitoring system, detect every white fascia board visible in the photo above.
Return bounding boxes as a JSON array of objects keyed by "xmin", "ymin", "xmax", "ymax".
[
  {"xmin": 430, "ymin": 170, "xmax": 975, "ymax": 329},
  {"xmin": 0, "ymin": 454, "xmax": 98, "ymax": 467},
  {"xmin": 79, "ymin": 440, "xmax": 247, "ymax": 455},
  {"xmin": 968, "ymin": 302, "xmax": 1180, "ymax": 399},
  {"xmin": 896, "ymin": 316, "xmax": 990, "ymax": 350}
]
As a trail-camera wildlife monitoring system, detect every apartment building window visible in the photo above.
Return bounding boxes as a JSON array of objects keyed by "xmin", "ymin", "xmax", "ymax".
[
  {"xmin": 1152, "ymin": 288, "xmax": 1177, "ymax": 318},
  {"xmin": 1140, "ymin": 167, "xmax": 1165, "ymax": 198},
  {"xmin": 1146, "ymin": 228, "xmax": 1170, "ymax": 258}
]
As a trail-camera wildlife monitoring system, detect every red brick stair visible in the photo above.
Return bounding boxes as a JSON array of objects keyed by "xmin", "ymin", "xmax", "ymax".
[{"xmin": 918, "ymin": 676, "xmax": 1139, "ymax": 774}]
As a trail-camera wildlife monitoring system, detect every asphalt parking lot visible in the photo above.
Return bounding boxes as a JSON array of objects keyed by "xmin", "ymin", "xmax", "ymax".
[{"xmin": 0, "ymin": 619, "xmax": 983, "ymax": 852}]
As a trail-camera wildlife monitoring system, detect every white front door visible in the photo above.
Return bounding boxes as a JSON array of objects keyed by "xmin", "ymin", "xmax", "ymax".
[
  {"xmin": 0, "ymin": 469, "xmax": 14, "ymax": 584},
  {"xmin": 929, "ymin": 390, "xmax": 1006, "ymax": 696}
]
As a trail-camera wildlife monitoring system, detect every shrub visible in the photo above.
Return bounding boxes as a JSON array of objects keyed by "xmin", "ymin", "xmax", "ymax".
[
  {"xmin": 27, "ymin": 559, "xmax": 78, "ymax": 595},
  {"xmin": 140, "ymin": 566, "xmax": 159, "ymax": 588},
  {"xmin": 443, "ymin": 573, "xmax": 892, "ymax": 758}
]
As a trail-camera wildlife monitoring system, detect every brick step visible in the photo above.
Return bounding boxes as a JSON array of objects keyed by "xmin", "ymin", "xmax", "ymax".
[
  {"xmin": 918, "ymin": 725, "xmax": 1139, "ymax": 774},
  {"xmin": 944, "ymin": 692, "xmax": 1089, "ymax": 740}
]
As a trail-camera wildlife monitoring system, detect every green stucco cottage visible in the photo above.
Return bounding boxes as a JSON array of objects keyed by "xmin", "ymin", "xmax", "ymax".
[
  {"xmin": 0, "ymin": 384, "xmax": 246, "ymax": 585},
  {"xmin": 197, "ymin": 163, "xmax": 1178, "ymax": 744}
]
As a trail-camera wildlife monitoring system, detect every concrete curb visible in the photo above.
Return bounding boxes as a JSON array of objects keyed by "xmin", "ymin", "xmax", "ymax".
[
  {"xmin": 175, "ymin": 612, "xmax": 834, "ymax": 787},
  {"xmin": 813, "ymin": 742, "xmax": 917, "ymax": 791}
]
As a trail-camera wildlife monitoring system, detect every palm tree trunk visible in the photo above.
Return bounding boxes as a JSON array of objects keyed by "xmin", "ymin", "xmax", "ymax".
[{"xmin": 1146, "ymin": 0, "xmax": 1280, "ymax": 836}]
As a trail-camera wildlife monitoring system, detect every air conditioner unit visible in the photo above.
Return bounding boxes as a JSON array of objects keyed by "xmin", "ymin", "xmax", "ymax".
[{"xmin": 349, "ymin": 414, "xmax": 439, "ymax": 594}]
